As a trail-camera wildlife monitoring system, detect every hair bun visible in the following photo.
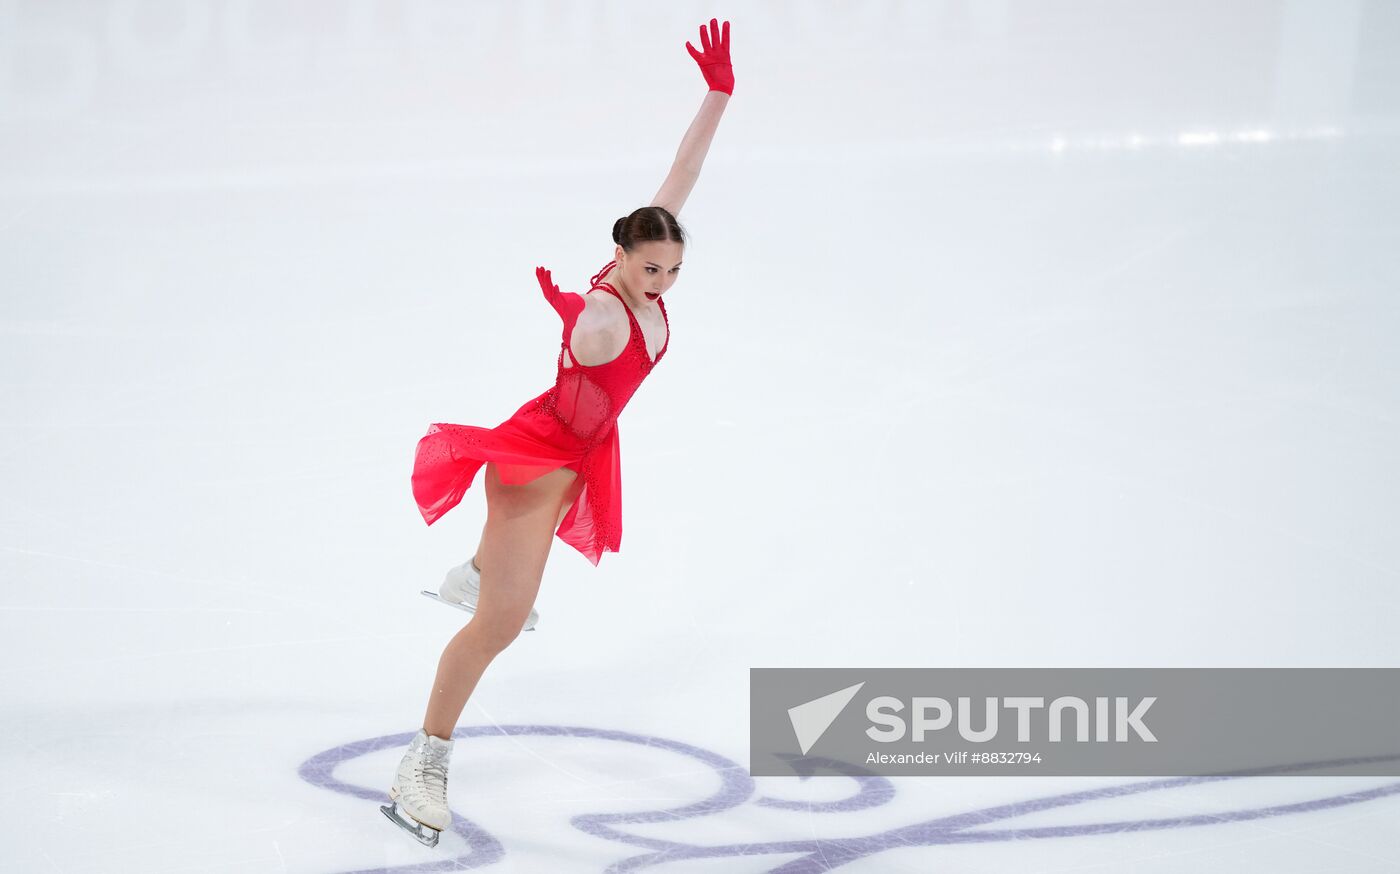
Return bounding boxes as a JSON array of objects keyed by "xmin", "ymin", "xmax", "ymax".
[{"xmin": 610, "ymin": 207, "xmax": 686, "ymax": 253}]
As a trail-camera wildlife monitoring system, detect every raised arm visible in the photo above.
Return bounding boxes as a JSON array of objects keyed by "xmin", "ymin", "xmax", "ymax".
[{"xmin": 651, "ymin": 19, "xmax": 734, "ymax": 218}]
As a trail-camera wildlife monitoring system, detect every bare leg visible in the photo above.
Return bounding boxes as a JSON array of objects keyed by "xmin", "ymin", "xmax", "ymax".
[
  {"xmin": 422, "ymin": 463, "xmax": 578, "ymax": 740},
  {"xmin": 470, "ymin": 473, "xmax": 578, "ymax": 568}
]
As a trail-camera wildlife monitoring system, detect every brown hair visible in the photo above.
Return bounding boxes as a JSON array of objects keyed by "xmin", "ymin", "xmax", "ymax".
[{"xmin": 612, "ymin": 206, "xmax": 687, "ymax": 251}]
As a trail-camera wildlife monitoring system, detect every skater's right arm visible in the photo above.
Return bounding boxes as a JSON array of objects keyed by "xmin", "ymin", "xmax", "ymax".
[
  {"xmin": 536, "ymin": 266, "xmax": 627, "ymax": 366},
  {"xmin": 568, "ymin": 293, "xmax": 630, "ymax": 367}
]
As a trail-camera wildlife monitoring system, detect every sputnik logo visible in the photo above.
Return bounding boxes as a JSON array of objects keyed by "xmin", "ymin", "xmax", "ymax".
[{"xmin": 788, "ymin": 681, "xmax": 865, "ymax": 755}]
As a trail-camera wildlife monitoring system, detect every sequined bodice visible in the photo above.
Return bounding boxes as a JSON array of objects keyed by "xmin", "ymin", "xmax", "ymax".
[{"xmin": 532, "ymin": 260, "xmax": 669, "ymax": 447}]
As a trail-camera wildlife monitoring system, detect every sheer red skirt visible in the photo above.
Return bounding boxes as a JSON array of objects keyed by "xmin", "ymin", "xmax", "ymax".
[{"xmin": 410, "ymin": 391, "xmax": 622, "ymax": 566}]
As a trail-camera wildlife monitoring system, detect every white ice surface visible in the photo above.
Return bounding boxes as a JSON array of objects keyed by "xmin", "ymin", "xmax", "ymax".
[{"xmin": 2, "ymin": 1, "xmax": 1399, "ymax": 871}]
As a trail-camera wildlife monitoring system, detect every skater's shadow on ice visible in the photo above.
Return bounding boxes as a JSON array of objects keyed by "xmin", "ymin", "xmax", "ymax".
[{"xmin": 298, "ymin": 724, "xmax": 1400, "ymax": 873}]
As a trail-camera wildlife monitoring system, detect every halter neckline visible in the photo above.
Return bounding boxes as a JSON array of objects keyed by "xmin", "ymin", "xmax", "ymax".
[{"xmin": 589, "ymin": 260, "xmax": 668, "ymax": 365}]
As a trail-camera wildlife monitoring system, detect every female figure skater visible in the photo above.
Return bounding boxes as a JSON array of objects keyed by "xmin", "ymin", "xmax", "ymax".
[{"xmin": 381, "ymin": 19, "xmax": 735, "ymax": 847}]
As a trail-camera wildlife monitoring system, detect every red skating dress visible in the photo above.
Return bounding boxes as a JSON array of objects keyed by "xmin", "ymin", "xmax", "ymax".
[{"xmin": 410, "ymin": 260, "xmax": 669, "ymax": 565}]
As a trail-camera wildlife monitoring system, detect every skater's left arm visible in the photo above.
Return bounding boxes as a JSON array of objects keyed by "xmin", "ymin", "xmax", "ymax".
[{"xmin": 651, "ymin": 19, "xmax": 733, "ymax": 218}]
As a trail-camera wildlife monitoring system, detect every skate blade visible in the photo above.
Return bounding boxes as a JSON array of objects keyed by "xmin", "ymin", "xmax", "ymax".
[
  {"xmin": 420, "ymin": 591, "xmax": 536, "ymax": 631},
  {"xmin": 380, "ymin": 801, "xmax": 441, "ymax": 848},
  {"xmin": 420, "ymin": 590, "xmax": 476, "ymax": 614}
]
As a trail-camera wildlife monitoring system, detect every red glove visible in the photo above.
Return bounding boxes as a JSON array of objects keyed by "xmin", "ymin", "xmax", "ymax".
[
  {"xmin": 686, "ymin": 18, "xmax": 733, "ymax": 96},
  {"xmin": 536, "ymin": 266, "xmax": 584, "ymax": 332}
]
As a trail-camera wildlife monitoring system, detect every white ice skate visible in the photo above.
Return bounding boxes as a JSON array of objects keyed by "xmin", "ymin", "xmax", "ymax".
[
  {"xmin": 420, "ymin": 557, "xmax": 539, "ymax": 632},
  {"xmin": 380, "ymin": 729, "xmax": 454, "ymax": 847}
]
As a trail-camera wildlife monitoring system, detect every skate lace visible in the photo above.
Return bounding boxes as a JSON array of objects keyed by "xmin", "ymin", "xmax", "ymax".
[{"xmin": 418, "ymin": 752, "xmax": 449, "ymax": 804}]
